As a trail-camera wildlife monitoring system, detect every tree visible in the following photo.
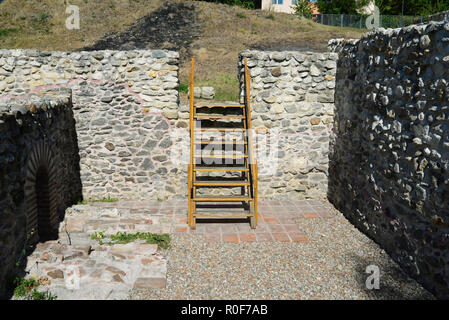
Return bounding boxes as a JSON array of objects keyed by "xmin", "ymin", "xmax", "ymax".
[
  {"xmin": 375, "ymin": 0, "xmax": 449, "ymax": 16},
  {"xmin": 316, "ymin": 0, "xmax": 371, "ymax": 14},
  {"xmin": 293, "ymin": 0, "xmax": 314, "ymax": 18}
]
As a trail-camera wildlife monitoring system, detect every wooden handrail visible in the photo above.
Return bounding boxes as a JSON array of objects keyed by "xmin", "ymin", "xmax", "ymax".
[
  {"xmin": 188, "ymin": 58, "xmax": 195, "ymax": 227},
  {"xmin": 244, "ymin": 58, "xmax": 258, "ymax": 227}
]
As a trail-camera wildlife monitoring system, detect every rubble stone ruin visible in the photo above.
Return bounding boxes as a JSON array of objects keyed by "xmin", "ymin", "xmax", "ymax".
[{"xmin": 0, "ymin": 20, "xmax": 449, "ymax": 298}]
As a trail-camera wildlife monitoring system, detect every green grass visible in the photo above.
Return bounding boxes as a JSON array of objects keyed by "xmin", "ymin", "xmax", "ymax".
[
  {"xmin": 0, "ymin": 28, "xmax": 19, "ymax": 39},
  {"xmin": 77, "ymin": 195, "xmax": 118, "ymax": 205},
  {"xmin": 95, "ymin": 195, "xmax": 118, "ymax": 203},
  {"xmin": 178, "ymin": 83, "xmax": 188, "ymax": 93},
  {"xmin": 13, "ymin": 277, "xmax": 56, "ymax": 300},
  {"xmin": 236, "ymin": 12, "xmax": 246, "ymax": 19},
  {"xmin": 195, "ymin": 73, "xmax": 240, "ymax": 101},
  {"xmin": 90, "ymin": 231, "xmax": 171, "ymax": 249}
]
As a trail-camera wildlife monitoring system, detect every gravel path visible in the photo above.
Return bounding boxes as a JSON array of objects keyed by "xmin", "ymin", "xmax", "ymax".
[{"xmin": 130, "ymin": 210, "xmax": 434, "ymax": 300}]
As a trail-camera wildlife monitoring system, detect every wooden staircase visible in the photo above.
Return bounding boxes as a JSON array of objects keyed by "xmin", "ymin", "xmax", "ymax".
[{"xmin": 187, "ymin": 58, "xmax": 258, "ymax": 229}]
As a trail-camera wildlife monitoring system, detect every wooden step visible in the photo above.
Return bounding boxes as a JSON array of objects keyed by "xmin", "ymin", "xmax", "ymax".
[
  {"xmin": 194, "ymin": 154, "xmax": 247, "ymax": 159},
  {"xmin": 194, "ymin": 179, "xmax": 249, "ymax": 187},
  {"xmin": 195, "ymin": 207, "xmax": 250, "ymax": 213},
  {"xmin": 194, "ymin": 140, "xmax": 247, "ymax": 145},
  {"xmin": 193, "ymin": 196, "xmax": 253, "ymax": 202},
  {"xmin": 193, "ymin": 213, "xmax": 253, "ymax": 218},
  {"xmin": 194, "ymin": 166, "xmax": 248, "ymax": 172},
  {"xmin": 194, "ymin": 104, "xmax": 245, "ymax": 108},
  {"xmin": 194, "ymin": 115, "xmax": 245, "ymax": 120},
  {"xmin": 198, "ymin": 128, "xmax": 246, "ymax": 132}
]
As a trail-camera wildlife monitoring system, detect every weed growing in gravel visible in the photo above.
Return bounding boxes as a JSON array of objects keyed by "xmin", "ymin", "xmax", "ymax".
[
  {"xmin": 236, "ymin": 12, "xmax": 246, "ymax": 19},
  {"xmin": 90, "ymin": 231, "xmax": 171, "ymax": 249},
  {"xmin": 13, "ymin": 277, "xmax": 57, "ymax": 300}
]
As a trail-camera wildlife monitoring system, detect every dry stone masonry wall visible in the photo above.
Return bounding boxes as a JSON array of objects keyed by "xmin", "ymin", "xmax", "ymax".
[
  {"xmin": 238, "ymin": 50, "xmax": 337, "ymax": 199},
  {"xmin": 0, "ymin": 89, "xmax": 82, "ymax": 298},
  {"xmin": 329, "ymin": 22, "xmax": 449, "ymax": 299},
  {"xmin": 0, "ymin": 49, "xmax": 184, "ymax": 201},
  {"xmin": 1, "ymin": 48, "xmax": 339, "ymax": 201}
]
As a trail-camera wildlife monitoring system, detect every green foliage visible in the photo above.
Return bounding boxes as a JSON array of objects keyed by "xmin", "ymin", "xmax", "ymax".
[
  {"xmin": 77, "ymin": 196, "xmax": 118, "ymax": 205},
  {"xmin": 0, "ymin": 28, "xmax": 18, "ymax": 39},
  {"xmin": 13, "ymin": 277, "xmax": 57, "ymax": 300},
  {"xmin": 316, "ymin": 0, "xmax": 370, "ymax": 14},
  {"xmin": 236, "ymin": 12, "xmax": 247, "ymax": 18},
  {"xmin": 178, "ymin": 83, "xmax": 188, "ymax": 93},
  {"xmin": 31, "ymin": 12, "xmax": 52, "ymax": 33},
  {"xmin": 375, "ymin": 0, "xmax": 449, "ymax": 15},
  {"xmin": 266, "ymin": 13, "xmax": 275, "ymax": 20},
  {"xmin": 292, "ymin": 0, "xmax": 314, "ymax": 18},
  {"xmin": 90, "ymin": 231, "xmax": 106, "ymax": 241},
  {"xmin": 90, "ymin": 231, "xmax": 171, "ymax": 249},
  {"xmin": 98, "ymin": 196, "xmax": 118, "ymax": 202},
  {"xmin": 39, "ymin": 12, "xmax": 50, "ymax": 23}
]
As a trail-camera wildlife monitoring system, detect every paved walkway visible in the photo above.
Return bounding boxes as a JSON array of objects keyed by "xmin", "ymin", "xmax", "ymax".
[
  {"xmin": 87, "ymin": 199, "xmax": 334, "ymax": 243},
  {"xmin": 18, "ymin": 199, "xmax": 434, "ymax": 300}
]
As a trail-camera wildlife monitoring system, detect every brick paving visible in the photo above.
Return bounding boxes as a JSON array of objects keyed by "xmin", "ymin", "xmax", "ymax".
[
  {"xmin": 89, "ymin": 199, "xmax": 335, "ymax": 243},
  {"xmin": 17, "ymin": 199, "xmax": 335, "ymax": 299}
]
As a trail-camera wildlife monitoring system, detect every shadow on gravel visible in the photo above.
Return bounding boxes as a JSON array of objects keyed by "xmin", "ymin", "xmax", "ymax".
[
  {"xmin": 82, "ymin": 1, "xmax": 201, "ymax": 59},
  {"xmin": 349, "ymin": 253, "xmax": 435, "ymax": 300}
]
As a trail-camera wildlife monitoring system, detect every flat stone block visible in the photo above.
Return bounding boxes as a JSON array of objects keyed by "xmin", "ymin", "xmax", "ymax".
[{"xmin": 133, "ymin": 277, "xmax": 166, "ymax": 289}]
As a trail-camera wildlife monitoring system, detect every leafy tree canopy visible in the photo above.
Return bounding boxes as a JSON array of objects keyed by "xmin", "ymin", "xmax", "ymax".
[
  {"xmin": 375, "ymin": 0, "xmax": 449, "ymax": 16},
  {"xmin": 316, "ymin": 0, "xmax": 371, "ymax": 14},
  {"xmin": 317, "ymin": 0, "xmax": 449, "ymax": 16}
]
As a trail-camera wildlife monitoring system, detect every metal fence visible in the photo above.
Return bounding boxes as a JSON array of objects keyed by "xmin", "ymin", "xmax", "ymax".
[{"xmin": 312, "ymin": 13, "xmax": 430, "ymax": 29}]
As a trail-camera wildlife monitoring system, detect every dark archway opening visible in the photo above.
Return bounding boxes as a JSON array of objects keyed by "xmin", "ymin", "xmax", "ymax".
[{"xmin": 35, "ymin": 166, "xmax": 56, "ymax": 241}]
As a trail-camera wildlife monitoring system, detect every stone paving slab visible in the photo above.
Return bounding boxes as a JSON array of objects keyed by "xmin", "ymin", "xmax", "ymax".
[
  {"xmin": 20, "ymin": 199, "xmax": 334, "ymax": 299},
  {"xmin": 22, "ymin": 205, "xmax": 169, "ymax": 300},
  {"xmin": 88, "ymin": 199, "xmax": 335, "ymax": 243},
  {"xmin": 24, "ymin": 238, "xmax": 166, "ymax": 300}
]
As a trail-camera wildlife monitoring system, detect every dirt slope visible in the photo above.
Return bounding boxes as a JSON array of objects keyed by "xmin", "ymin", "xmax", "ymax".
[{"xmin": 0, "ymin": 0, "xmax": 366, "ymax": 100}]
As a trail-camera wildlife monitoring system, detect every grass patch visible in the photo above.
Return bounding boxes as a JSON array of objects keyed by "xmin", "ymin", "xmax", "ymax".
[
  {"xmin": 178, "ymin": 83, "xmax": 188, "ymax": 93},
  {"xmin": 77, "ymin": 196, "xmax": 118, "ymax": 205},
  {"xmin": 91, "ymin": 231, "xmax": 171, "ymax": 249},
  {"xmin": 94, "ymin": 196, "xmax": 118, "ymax": 203},
  {"xmin": 195, "ymin": 73, "xmax": 240, "ymax": 101},
  {"xmin": 13, "ymin": 277, "xmax": 56, "ymax": 300},
  {"xmin": 0, "ymin": 0, "xmax": 365, "ymax": 105},
  {"xmin": 0, "ymin": 27, "xmax": 19, "ymax": 39}
]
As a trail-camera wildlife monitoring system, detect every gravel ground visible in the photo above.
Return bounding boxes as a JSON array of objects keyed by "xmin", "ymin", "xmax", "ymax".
[{"xmin": 130, "ymin": 210, "xmax": 434, "ymax": 300}]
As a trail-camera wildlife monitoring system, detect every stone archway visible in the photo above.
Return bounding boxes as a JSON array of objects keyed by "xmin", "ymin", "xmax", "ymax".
[{"xmin": 24, "ymin": 141, "xmax": 59, "ymax": 243}]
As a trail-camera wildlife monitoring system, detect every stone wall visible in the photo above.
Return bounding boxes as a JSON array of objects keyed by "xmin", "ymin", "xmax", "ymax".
[
  {"xmin": 329, "ymin": 22, "xmax": 449, "ymax": 299},
  {"xmin": 238, "ymin": 50, "xmax": 337, "ymax": 199},
  {"xmin": 0, "ymin": 88, "xmax": 82, "ymax": 297},
  {"xmin": 429, "ymin": 10, "xmax": 449, "ymax": 22},
  {"xmin": 1, "ymin": 48, "xmax": 339, "ymax": 200},
  {"xmin": 0, "ymin": 49, "xmax": 184, "ymax": 200}
]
